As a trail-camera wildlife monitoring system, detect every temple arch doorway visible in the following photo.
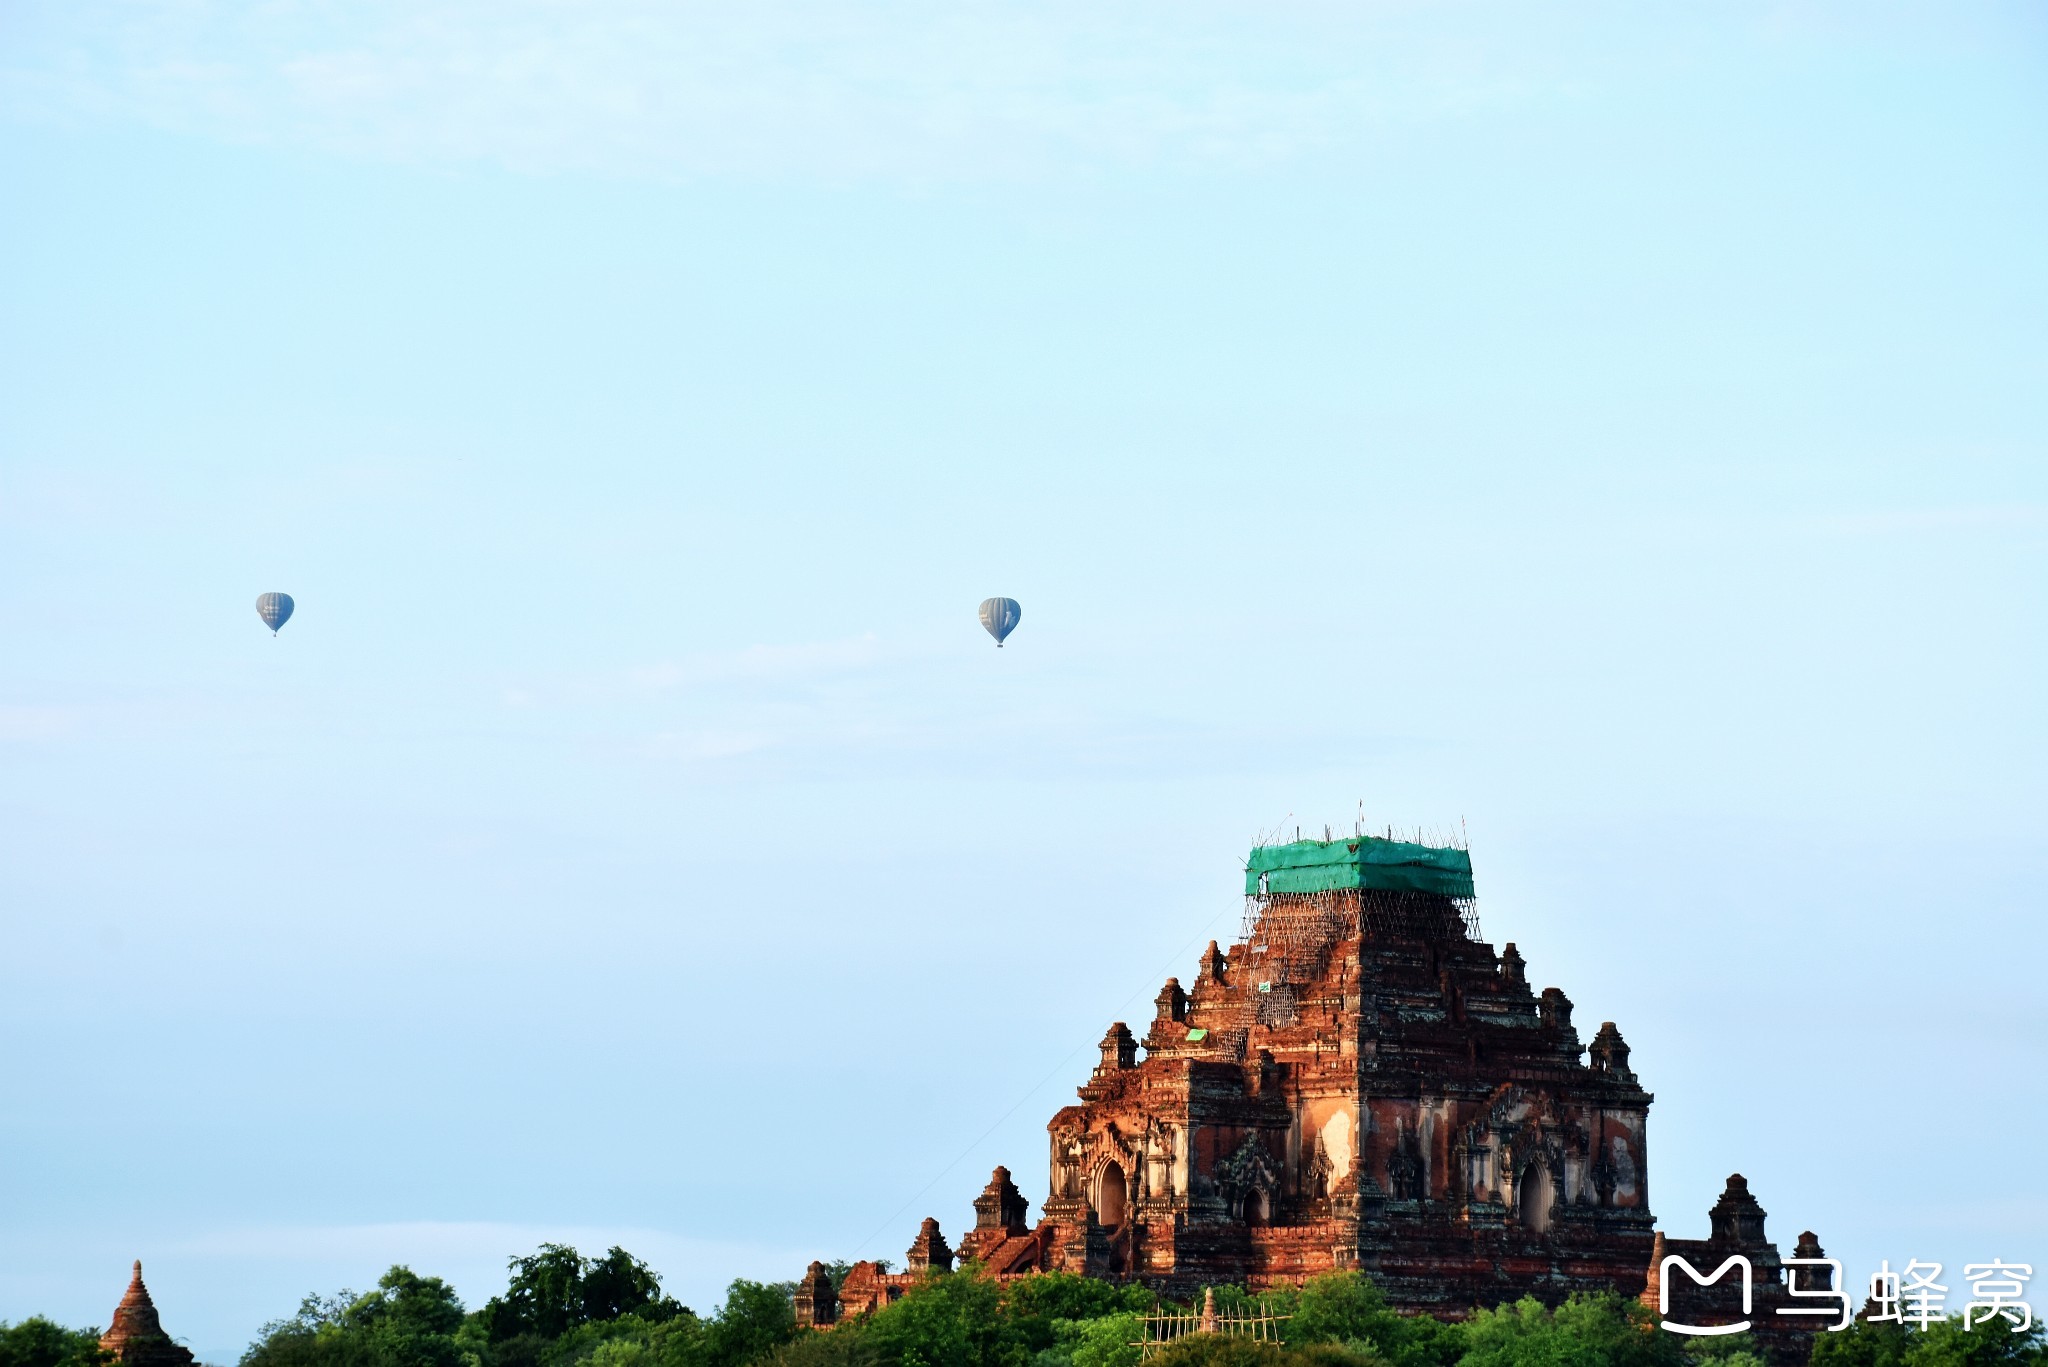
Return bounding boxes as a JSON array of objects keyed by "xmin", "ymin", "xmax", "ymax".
[
  {"xmin": 1518, "ymin": 1162, "xmax": 1554, "ymax": 1233},
  {"xmin": 1095, "ymin": 1161, "xmax": 1128, "ymax": 1228}
]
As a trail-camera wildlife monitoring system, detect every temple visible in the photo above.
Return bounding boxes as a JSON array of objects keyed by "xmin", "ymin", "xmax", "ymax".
[
  {"xmin": 802, "ymin": 833, "xmax": 1827, "ymax": 1354},
  {"xmin": 100, "ymin": 1262, "xmax": 196, "ymax": 1367},
  {"xmin": 1644, "ymin": 1176, "xmax": 1840, "ymax": 1363}
]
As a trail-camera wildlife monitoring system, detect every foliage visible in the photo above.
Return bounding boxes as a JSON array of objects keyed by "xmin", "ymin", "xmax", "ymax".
[
  {"xmin": 1004, "ymin": 1274, "xmax": 1153, "ymax": 1329},
  {"xmin": 1289, "ymin": 1349, "xmax": 1388, "ymax": 1367},
  {"xmin": 214, "ymin": 1247, "xmax": 2048, "ymax": 1367},
  {"xmin": 1457, "ymin": 1294, "xmax": 1686, "ymax": 1367},
  {"xmin": 1267, "ymin": 1274, "xmax": 1456, "ymax": 1367},
  {"xmin": 695, "ymin": 1283, "xmax": 798, "ymax": 1367},
  {"xmin": 859, "ymin": 1268, "xmax": 1009, "ymax": 1367},
  {"xmin": 241, "ymin": 1267, "xmax": 468, "ymax": 1367},
  {"xmin": 1811, "ymin": 1316, "xmax": 2047, "ymax": 1367},
  {"xmin": 1147, "ymin": 1338, "xmax": 1290, "ymax": 1367},
  {"xmin": 478, "ymin": 1248, "xmax": 688, "ymax": 1345},
  {"xmin": 783, "ymin": 1268, "xmax": 1154, "ymax": 1367},
  {"xmin": 759, "ymin": 1329, "xmax": 877, "ymax": 1367},
  {"xmin": 1657, "ymin": 1328, "xmax": 1764, "ymax": 1367},
  {"xmin": 240, "ymin": 1249, "xmax": 747, "ymax": 1367},
  {"xmin": 0, "ymin": 1319, "xmax": 110, "ymax": 1367},
  {"xmin": 580, "ymin": 1312, "xmax": 723, "ymax": 1367},
  {"xmin": 1007, "ymin": 1273, "xmax": 1154, "ymax": 1367},
  {"xmin": 1041, "ymin": 1311, "xmax": 1145, "ymax": 1367}
]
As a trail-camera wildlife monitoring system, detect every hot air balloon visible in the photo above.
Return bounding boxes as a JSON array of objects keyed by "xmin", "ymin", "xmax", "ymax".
[
  {"xmin": 255, "ymin": 592, "xmax": 295, "ymax": 635},
  {"xmin": 978, "ymin": 597, "xmax": 1021, "ymax": 647}
]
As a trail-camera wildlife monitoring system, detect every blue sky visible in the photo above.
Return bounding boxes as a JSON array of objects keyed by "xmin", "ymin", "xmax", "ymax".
[{"xmin": 2, "ymin": 2, "xmax": 2044, "ymax": 1360}]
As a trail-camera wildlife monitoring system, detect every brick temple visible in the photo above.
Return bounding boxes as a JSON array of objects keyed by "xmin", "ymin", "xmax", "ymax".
[
  {"xmin": 796, "ymin": 835, "xmax": 1828, "ymax": 1353},
  {"xmin": 100, "ymin": 1262, "xmax": 195, "ymax": 1367}
]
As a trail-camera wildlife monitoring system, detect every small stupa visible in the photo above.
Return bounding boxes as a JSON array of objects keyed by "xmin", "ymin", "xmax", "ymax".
[{"xmin": 99, "ymin": 1262, "xmax": 196, "ymax": 1367}]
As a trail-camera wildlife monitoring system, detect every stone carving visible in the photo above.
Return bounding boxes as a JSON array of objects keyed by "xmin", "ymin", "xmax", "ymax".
[
  {"xmin": 1386, "ymin": 1132, "xmax": 1425, "ymax": 1202},
  {"xmin": 1303, "ymin": 1133, "xmax": 1333, "ymax": 1203},
  {"xmin": 1216, "ymin": 1133, "xmax": 1281, "ymax": 1222}
]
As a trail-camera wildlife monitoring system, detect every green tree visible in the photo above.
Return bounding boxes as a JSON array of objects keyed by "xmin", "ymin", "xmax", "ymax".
[
  {"xmin": 1908, "ymin": 1319, "xmax": 2044, "ymax": 1367},
  {"xmin": 1811, "ymin": 1315, "xmax": 2048, "ymax": 1367},
  {"xmin": 352, "ymin": 1269, "xmax": 466, "ymax": 1337},
  {"xmin": 1289, "ymin": 1347, "xmax": 1386, "ymax": 1367},
  {"xmin": 1809, "ymin": 1318, "xmax": 1913, "ymax": 1367},
  {"xmin": 1000, "ymin": 1273, "xmax": 1154, "ymax": 1366},
  {"xmin": 695, "ymin": 1282, "xmax": 797, "ymax": 1367},
  {"xmin": 582, "ymin": 1253, "xmax": 687, "ymax": 1328},
  {"xmin": 1147, "ymin": 1338, "xmax": 1290, "ymax": 1367},
  {"xmin": 481, "ymin": 1247, "xmax": 589, "ymax": 1345},
  {"xmin": 245, "ymin": 1252, "xmax": 708, "ymax": 1367},
  {"xmin": 240, "ymin": 1292, "xmax": 359, "ymax": 1367},
  {"xmin": 348, "ymin": 1268, "xmax": 466, "ymax": 1367},
  {"xmin": 0, "ymin": 1319, "xmax": 111, "ymax": 1367},
  {"xmin": 760, "ymin": 1327, "xmax": 876, "ymax": 1367},
  {"xmin": 1270, "ymin": 1273, "xmax": 1452, "ymax": 1367},
  {"xmin": 1003, "ymin": 1276, "xmax": 1150, "ymax": 1329},
  {"xmin": 1041, "ymin": 1311, "xmax": 1145, "ymax": 1367},
  {"xmin": 481, "ymin": 1247, "xmax": 686, "ymax": 1346},
  {"xmin": 242, "ymin": 1268, "xmax": 466, "ymax": 1367},
  {"xmin": 1458, "ymin": 1294, "xmax": 1686, "ymax": 1367},
  {"xmin": 1674, "ymin": 1330, "xmax": 1764, "ymax": 1367},
  {"xmin": 859, "ymin": 1270, "xmax": 1010, "ymax": 1367},
  {"xmin": 561, "ymin": 1313, "xmax": 708, "ymax": 1367}
]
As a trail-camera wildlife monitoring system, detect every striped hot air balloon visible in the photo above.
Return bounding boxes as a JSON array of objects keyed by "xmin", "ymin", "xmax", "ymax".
[
  {"xmin": 978, "ymin": 597, "xmax": 1021, "ymax": 647},
  {"xmin": 255, "ymin": 592, "xmax": 295, "ymax": 635}
]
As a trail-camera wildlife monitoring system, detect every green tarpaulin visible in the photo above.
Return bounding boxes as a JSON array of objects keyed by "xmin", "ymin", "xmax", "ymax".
[{"xmin": 1245, "ymin": 836, "xmax": 1474, "ymax": 899}]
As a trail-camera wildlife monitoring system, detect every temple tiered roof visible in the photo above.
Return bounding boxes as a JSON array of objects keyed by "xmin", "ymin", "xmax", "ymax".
[{"xmin": 100, "ymin": 1262, "xmax": 195, "ymax": 1367}]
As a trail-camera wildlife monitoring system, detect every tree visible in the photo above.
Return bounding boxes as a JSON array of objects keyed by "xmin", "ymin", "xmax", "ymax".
[
  {"xmin": 1811, "ymin": 1316, "xmax": 2047, "ymax": 1367},
  {"xmin": 583, "ymin": 1252, "xmax": 687, "ymax": 1328},
  {"xmin": 1045, "ymin": 1311, "xmax": 1147, "ymax": 1367},
  {"xmin": 482, "ymin": 1247, "xmax": 589, "ymax": 1345},
  {"xmin": 0, "ymin": 1319, "xmax": 110, "ymax": 1367},
  {"xmin": 352, "ymin": 1269, "xmax": 466, "ymax": 1339},
  {"xmin": 1457, "ymin": 1294, "xmax": 1687, "ymax": 1367},
  {"xmin": 557, "ymin": 1313, "xmax": 706, "ymax": 1367},
  {"xmin": 242, "ymin": 1268, "xmax": 466, "ymax": 1367},
  {"xmin": 857, "ymin": 1269, "xmax": 1008, "ymax": 1367},
  {"xmin": 1289, "ymin": 1348, "xmax": 1386, "ymax": 1367},
  {"xmin": 1269, "ymin": 1273, "xmax": 1451, "ymax": 1367},
  {"xmin": 240, "ymin": 1292, "xmax": 358, "ymax": 1367},
  {"xmin": 1003, "ymin": 1274, "xmax": 1150, "ymax": 1328},
  {"xmin": 1810, "ymin": 1318, "xmax": 1913, "ymax": 1367},
  {"xmin": 1148, "ymin": 1339, "xmax": 1290, "ymax": 1367},
  {"xmin": 1904, "ymin": 1318, "xmax": 2048, "ymax": 1367},
  {"xmin": 760, "ymin": 1328, "xmax": 875, "ymax": 1367},
  {"xmin": 479, "ymin": 1247, "xmax": 688, "ymax": 1346},
  {"xmin": 696, "ymin": 1282, "xmax": 797, "ymax": 1367},
  {"xmin": 999, "ymin": 1272, "xmax": 1154, "ymax": 1365}
]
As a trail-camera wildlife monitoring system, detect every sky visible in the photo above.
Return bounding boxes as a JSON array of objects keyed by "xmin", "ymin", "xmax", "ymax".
[{"xmin": 1, "ymin": 1, "xmax": 2045, "ymax": 1360}]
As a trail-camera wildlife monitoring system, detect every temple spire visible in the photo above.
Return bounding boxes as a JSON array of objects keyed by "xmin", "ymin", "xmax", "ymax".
[{"xmin": 100, "ymin": 1260, "xmax": 193, "ymax": 1367}]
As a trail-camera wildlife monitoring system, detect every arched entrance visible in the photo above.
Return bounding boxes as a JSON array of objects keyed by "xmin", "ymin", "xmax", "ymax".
[
  {"xmin": 1246, "ymin": 1189, "xmax": 1271, "ymax": 1227},
  {"xmin": 1518, "ymin": 1162, "xmax": 1554, "ymax": 1234},
  {"xmin": 1095, "ymin": 1161, "xmax": 1128, "ymax": 1228}
]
